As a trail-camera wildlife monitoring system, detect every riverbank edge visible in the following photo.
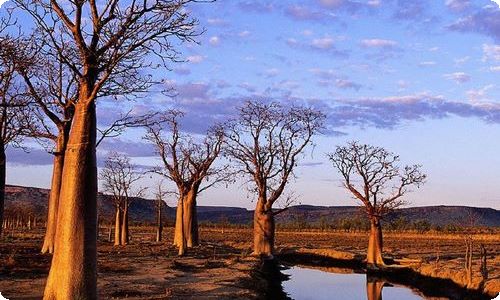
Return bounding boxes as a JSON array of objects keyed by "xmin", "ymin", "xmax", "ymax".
[{"xmin": 277, "ymin": 248, "xmax": 496, "ymax": 300}]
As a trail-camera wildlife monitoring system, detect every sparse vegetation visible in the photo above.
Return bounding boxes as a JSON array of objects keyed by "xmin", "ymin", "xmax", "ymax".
[
  {"xmin": 328, "ymin": 141, "xmax": 426, "ymax": 268},
  {"xmin": 0, "ymin": 1, "xmax": 498, "ymax": 299}
]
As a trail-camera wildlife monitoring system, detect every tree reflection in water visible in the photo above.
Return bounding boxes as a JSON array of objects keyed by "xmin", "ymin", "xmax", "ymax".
[{"xmin": 366, "ymin": 275, "xmax": 385, "ymax": 300}]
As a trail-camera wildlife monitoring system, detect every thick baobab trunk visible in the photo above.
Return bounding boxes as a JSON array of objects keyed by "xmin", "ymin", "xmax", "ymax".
[
  {"xmin": 41, "ymin": 134, "xmax": 66, "ymax": 254},
  {"xmin": 43, "ymin": 100, "xmax": 97, "ymax": 300},
  {"xmin": 177, "ymin": 194, "xmax": 186, "ymax": 256},
  {"xmin": 120, "ymin": 201, "xmax": 129, "ymax": 245},
  {"xmin": 367, "ymin": 217, "xmax": 384, "ymax": 267},
  {"xmin": 114, "ymin": 206, "xmax": 122, "ymax": 246},
  {"xmin": 173, "ymin": 189, "xmax": 199, "ymax": 247},
  {"xmin": 253, "ymin": 199, "xmax": 275, "ymax": 258},
  {"xmin": 0, "ymin": 145, "xmax": 5, "ymax": 238},
  {"xmin": 183, "ymin": 191, "xmax": 198, "ymax": 247},
  {"xmin": 173, "ymin": 197, "xmax": 182, "ymax": 246},
  {"xmin": 156, "ymin": 199, "xmax": 162, "ymax": 242},
  {"xmin": 366, "ymin": 276, "xmax": 384, "ymax": 300}
]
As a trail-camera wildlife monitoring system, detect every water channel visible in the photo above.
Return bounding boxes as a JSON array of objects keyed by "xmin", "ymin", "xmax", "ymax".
[{"xmin": 282, "ymin": 266, "xmax": 443, "ymax": 300}]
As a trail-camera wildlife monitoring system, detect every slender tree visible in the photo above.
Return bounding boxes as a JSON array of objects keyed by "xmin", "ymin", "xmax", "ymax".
[
  {"xmin": 462, "ymin": 210, "xmax": 481, "ymax": 288},
  {"xmin": 100, "ymin": 152, "xmax": 144, "ymax": 246},
  {"xmin": 154, "ymin": 181, "xmax": 169, "ymax": 242},
  {"xmin": 328, "ymin": 141, "xmax": 426, "ymax": 268},
  {"xmin": 224, "ymin": 100, "xmax": 324, "ymax": 258},
  {"xmin": 144, "ymin": 110, "xmax": 226, "ymax": 254},
  {"xmin": 9, "ymin": 0, "xmax": 203, "ymax": 297}
]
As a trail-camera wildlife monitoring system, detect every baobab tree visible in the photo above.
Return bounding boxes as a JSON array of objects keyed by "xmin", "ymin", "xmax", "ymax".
[
  {"xmin": 224, "ymin": 100, "xmax": 324, "ymax": 258},
  {"xmin": 12, "ymin": 25, "xmax": 164, "ymax": 255},
  {"xmin": 9, "ymin": 0, "xmax": 203, "ymax": 297},
  {"xmin": 0, "ymin": 32, "xmax": 31, "ymax": 238},
  {"xmin": 100, "ymin": 152, "xmax": 144, "ymax": 246},
  {"xmin": 328, "ymin": 141, "xmax": 426, "ymax": 268},
  {"xmin": 144, "ymin": 110, "xmax": 226, "ymax": 255}
]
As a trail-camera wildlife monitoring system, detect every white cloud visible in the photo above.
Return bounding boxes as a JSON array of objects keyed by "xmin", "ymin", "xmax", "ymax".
[
  {"xmin": 207, "ymin": 18, "xmax": 226, "ymax": 26},
  {"xmin": 360, "ymin": 39, "xmax": 398, "ymax": 48},
  {"xmin": 335, "ymin": 79, "xmax": 361, "ymax": 90},
  {"xmin": 454, "ymin": 56, "xmax": 470, "ymax": 65},
  {"xmin": 286, "ymin": 38, "xmax": 299, "ymax": 47},
  {"xmin": 367, "ymin": 0, "xmax": 381, "ymax": 7},
  {"xmin": 263, "ymin": 68, "xmax": 279, "ymax": 77},
  {"xmin": 419, "ymin": 61, "xmax": 436, "ymax": 67},
  {"xmin": 238, "ymin": 30, "xmax": 251, "ymax": 38},
  {"xmin": 445, "ymin": 0, "xmax": 471, "ymax": 11},
  {"xmin": 482, "ymin": 44, "xmax": 500, "ymax": 62},
  {"xmin": 186, "ymin": 55, "xmax": 205, "ymax": 63},
  {"xmin": 308, "ymin": 68, "xmax": 336, "ymax": 79},
  {"xmin": 398, "ymin": 80, "xmax": 409, "ymax": 90},
  {"xmin": 466, "ymin": 84, "xmax": 495, "ymax": 102},
  {"xmin": 490, "ymin": 66, "xmax": 500, "ymax": 72},
  {"xmin": 209, "ymin": 36, "xmax": 220, "ymax": 46},
  {"xmin": 301, "ymin": 29, "xmax": 314, "ymax": 36},
  {"xmin": 311, "ymin": 37, "xmax": 335, "ymax": 50},
  {"xmin": 444, "ymin": 72, "xmax": 471, "ymax": 83},
  {"xmin": 318, "ymin": 0, "xmax": 344, "ymax": 7}
]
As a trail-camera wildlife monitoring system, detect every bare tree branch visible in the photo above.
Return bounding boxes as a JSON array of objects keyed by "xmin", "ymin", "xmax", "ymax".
[
  {"xmin": 328, "ymin": 141, "xmax": 426, "ymax": 219},
  {"xmin": 224, "ymin": 100, "xmax": 325, "ymax": 212}
]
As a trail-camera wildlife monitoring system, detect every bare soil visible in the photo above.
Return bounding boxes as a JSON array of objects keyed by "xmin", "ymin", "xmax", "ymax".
[
  {"xmin": 0, "ymin": 226, "xmax": 499, "ymax": 299},
  {"xmin": 0, "ymin": 227, "xmax": 258, "ymax": 299}
]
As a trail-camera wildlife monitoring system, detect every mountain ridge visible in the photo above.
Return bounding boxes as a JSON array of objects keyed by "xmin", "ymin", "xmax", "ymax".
[{"xmin": 4, "ymin": 184, "xmax": 499, "ymax": 227}]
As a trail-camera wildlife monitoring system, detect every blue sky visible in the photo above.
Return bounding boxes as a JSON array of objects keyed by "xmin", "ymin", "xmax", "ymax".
[{"xmin": 3, "ymin": 0, "xmax": 500, "ymax": 209}]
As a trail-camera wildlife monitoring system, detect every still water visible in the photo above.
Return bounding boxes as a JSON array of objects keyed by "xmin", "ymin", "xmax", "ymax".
[{"xmin": 282, "ymin": 266, "xmax": 426, "ymax": 300}]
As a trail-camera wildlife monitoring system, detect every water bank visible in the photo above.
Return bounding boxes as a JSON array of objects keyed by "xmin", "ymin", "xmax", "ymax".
[{"xmin": 278, "ymin": 248, "xmax": 495, "ymax": 300}]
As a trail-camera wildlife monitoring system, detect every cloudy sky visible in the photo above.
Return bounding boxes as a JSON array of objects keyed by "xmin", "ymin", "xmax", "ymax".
[{"xmin": 4, "ymin": 0, "xmax": 500, "ymax": 209}]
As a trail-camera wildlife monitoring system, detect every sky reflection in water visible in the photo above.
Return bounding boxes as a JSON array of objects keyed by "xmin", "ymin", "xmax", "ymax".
[{"xmin": 282, "ymin": 266, "xmax": 424, "ymax": 300}]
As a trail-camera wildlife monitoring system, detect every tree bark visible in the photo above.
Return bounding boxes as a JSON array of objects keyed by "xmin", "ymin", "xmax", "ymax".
[
  {"xmin": 367, "ymin": 217, "xmax": 385, "ymax": 267},
  {"xmin": 0, "ymin": 145, "xmax": 5, "ymax": 238},
  {"xmin": 183, "ymin": 190, "xmax": 198, "ymax": 247},
  {"xmin": 43, "ymin": 100, "xmax": 97, "ymax": 300},
  {"xmin": 177, "ymin": 194, "xmax": 186, "ymax": 256},
  {"xmin": 120, "ymin": 200, "xmax": 129, "ymax": 245},
  {"xmin": 253, "ymin": 199, "xmax": 275, "ymax": 258},
  {"xmin": 114, "ymin": 205, "xmax": 122, "ymax": 246},
  {"xmin": 41, "ymin": 132, "xmax": 67, "ymax": 254},
  {"xmin": 156, "ymin": 199, "xmax": 162, "ymax": 242},
  {"xmin": 173, "ymin": 189, "xmax": 199, "ymax": 247},
  {"xmin": 173, "ymin": 196, "xmax": 183, "ymax": 247}
]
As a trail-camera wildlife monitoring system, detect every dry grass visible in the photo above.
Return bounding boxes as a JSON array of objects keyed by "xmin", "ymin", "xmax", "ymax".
[{"xmin": 0, "ymin": 226, "xmax": 499, "ymax": 298}]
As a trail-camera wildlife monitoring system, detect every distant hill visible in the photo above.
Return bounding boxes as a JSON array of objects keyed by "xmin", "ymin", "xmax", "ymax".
[{"xmin": 4, "ymin": 185, "xmax": 499, "ymax": 227}]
